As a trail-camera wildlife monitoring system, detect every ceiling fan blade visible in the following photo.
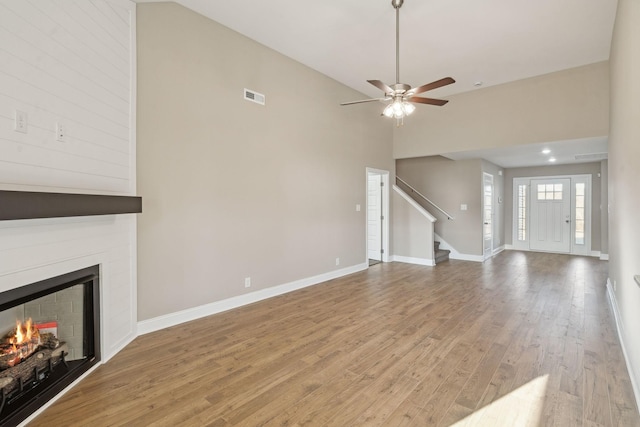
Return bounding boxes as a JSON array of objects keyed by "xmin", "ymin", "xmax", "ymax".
[
  {"xmin": 340, "ymin": 97, "xmax": 389, "ymax": 106},
  {"xmin": 367, "ymin": 80, "xmax": 394, "ymax": 94},
  {"xmin": 406, "ymin": 77, "xmax": 456, "ymax": 96},
  {"xmin": 407, "ymin": 97, "xmax": 449, "ymax": 106}
]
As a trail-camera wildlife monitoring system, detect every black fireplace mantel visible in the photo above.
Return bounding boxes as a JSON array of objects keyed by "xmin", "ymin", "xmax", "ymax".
[{"xmin": 0, "ymin": 190, "xmax": 142, "ymax": 221}]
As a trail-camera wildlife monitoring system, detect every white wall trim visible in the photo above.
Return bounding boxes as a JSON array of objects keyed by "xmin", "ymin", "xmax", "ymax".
[
  {"xmin": 606, "ymin": 279, "xmax": 640, "ymax": 413},
  {"xmin": 600, "ymin": 253, "xmax": 609, "ymax": 260},
  {"xmin": 392, "ymin": 185, "xmax": 437, "ymax": 222},
  {"xmin": 391, "ymin": 255, "xmax": 435, "ymax": 267},
  {"xmin": 449, "ymin": 253, "xmax": 485, "ymax": 262},
  {"xmin": 366, "ymin": 168, "xmax": 391, "ymax": 263},
  {"xmin": 505, "ymin": 244, "xmax": 515, "ymax": 250},
  {"xmin": 435, "ymin": 233, "xmax": 484, "ymax": 262},
  {"xmin": 137, "ymin": 262, "xmax": 368, "ymax": 335},
  {"xmin": 493, "ymin": 245, "xmax": 505, "ymax": 256}
]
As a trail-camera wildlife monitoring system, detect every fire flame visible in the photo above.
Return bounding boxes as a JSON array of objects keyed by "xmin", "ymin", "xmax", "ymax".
[
  {"xmin": 1, "ymin": 319, "xmax": 45, "ymax": 370},
  {"xmin": 10, "ymin": 318, "xmax": 40, "ymax": 350}
]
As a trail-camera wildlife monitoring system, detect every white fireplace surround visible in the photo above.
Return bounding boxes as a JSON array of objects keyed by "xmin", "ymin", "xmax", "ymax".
[
  {"xmin": 0, "ymin": 214, "xmax": 138, "ymax": 425},
  {"xmin": 0, "ymin": 0, "xmax": 138, "ymax": 423}
]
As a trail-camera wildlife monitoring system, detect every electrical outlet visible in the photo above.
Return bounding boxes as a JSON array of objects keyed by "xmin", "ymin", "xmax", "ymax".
[
  {"xmin": 14, "ymin": 110, "xmax": 27, "ymax": 133},
  {"xmin": 356, "ymin": 204, "xmax": 361, "ymax": 212},
  {"xmin": 56, "ymin": 122, "xmax": 65, "ymax": 142},
  {"xmin": 335, "ymin": 258, "xmax": 340, "ymax": 266},
  {"xmin": 244, "ymin": 277, "xmax": 251, "ymax": 288}
]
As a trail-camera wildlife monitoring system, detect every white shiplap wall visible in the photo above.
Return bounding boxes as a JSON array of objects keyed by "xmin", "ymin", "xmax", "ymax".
[{"xmin": 0, "ymin": 0, "xmax": 137, "ymax": 366}]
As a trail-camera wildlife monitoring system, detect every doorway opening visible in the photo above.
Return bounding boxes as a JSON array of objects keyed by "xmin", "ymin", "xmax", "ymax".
[{"xmin": 366, "ymin": 168, "xmax": 390, "ymax": 266}]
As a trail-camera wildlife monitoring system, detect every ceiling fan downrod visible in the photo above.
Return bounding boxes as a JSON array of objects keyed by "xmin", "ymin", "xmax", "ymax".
[{"xmin": 393, "ymin": 0, "xmax": 403, "ymax": 85}]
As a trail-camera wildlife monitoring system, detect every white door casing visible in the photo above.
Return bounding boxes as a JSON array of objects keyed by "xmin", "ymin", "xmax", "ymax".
[
  {"xmin": 367, "ymin": 174, "xmax": 382, "ymax": 261},
  {"xmin": 513, "ymin": 175, "xmax": 592, "ymax": 255},
  {"xmin": 483, "ymin": 173, "xmax": 494, "ymax": 260},
  {"xmin": 366, "ymin": 168, "xmax": 390, "ymax": 264}
]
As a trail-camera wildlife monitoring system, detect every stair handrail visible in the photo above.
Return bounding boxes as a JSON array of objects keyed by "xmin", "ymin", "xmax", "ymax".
[{"xmin": 396, "ymin": 176, "xmax": 455, "ymax": 220}]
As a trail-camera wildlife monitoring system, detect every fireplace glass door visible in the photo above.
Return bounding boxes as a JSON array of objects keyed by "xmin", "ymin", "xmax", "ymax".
[{"xmin": 0, "ymin": 265, "xmax": 100, "ymax": 427}]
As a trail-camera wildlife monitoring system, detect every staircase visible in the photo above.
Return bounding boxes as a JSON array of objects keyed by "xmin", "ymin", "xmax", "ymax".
[{"xmin": 434, "ymin": 241, "xmax": 450, "ymax": 264}]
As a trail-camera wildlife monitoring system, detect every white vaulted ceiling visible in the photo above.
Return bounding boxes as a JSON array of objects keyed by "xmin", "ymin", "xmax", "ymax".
[{"xmin": 137, "ymin": 0, "xmax": 617, "ymax": 99}]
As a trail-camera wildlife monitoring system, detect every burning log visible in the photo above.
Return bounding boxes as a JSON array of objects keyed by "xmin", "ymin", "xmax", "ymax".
[
  {"xmin": 0, "ymin": 343, "xmax": 68, "ymax": 399},
  {"xmin": 0, "ymin": 318, "xmax": 66, "ymax": 410},
  {"xmin": 0, "ymin": 319, "xmax": 42, "ymax": 371}
]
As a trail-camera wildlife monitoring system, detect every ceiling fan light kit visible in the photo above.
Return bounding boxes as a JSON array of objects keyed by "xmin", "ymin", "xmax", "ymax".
[{"xmin": 341, "ymin": 0, "xmax": 455, "ymax": 126}]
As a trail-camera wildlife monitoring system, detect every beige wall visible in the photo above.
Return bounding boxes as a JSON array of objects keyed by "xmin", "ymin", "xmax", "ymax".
[
  {"xmin": 504, "ymin": 162, "xmax": 603, "ymax": 250},
  {"xmin": 136, "ymin": 3, "xmax": 394, "ymax": 320},
  {"xmin": 396, "ymin": 157, "xmax": 484, "ymax": 255},
  {"xmin": 609, "ymin": 0, "xmax": 640, "ymax": 398},
  {"xmin": 392, "ymin": 189, "xmax": 435, "ymax": 262},
  {"xmin": 393, "ymin": 62, "xmax": 609, "ymax": 159}
]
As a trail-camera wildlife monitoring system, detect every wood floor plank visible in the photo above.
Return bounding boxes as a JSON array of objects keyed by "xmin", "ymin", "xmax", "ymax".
[{"xmin": 27, "ymin": 252, "xmax": 639, "ymax": 427}]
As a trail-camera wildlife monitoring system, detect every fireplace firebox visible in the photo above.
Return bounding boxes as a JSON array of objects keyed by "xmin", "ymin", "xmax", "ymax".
[{"xmin": 0, "ymin": 266, "xmax": 100, "ymax": 427}]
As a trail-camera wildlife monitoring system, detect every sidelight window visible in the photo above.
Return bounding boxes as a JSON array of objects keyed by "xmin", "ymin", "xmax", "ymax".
[
  {"xmin": 517, "ymin": 184, "xmax": 527, "ymax": 241},
  {"xmin": 575, "ymin": 183, "xmax": 585, "ymax": 245}
]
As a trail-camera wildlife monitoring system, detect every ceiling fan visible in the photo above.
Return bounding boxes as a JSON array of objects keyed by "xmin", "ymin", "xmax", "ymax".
[{"xmin": 341, "ymin": 0, "xmax": 455, "ymax": 125}]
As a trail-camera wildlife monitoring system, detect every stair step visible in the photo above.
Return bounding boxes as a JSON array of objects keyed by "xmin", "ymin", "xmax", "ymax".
[
  {"xmin": 434, "ymin": 241, "xmax": 441, "ymax": 251},
  {"xmin": 435, "ymin": 248, "xmax": 450, "ymax": 264}
]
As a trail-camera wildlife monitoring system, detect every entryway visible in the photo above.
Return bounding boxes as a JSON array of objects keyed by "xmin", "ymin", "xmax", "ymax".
[{"xmin": 512, "ymin": 174, "xmax": 592, "ymax": 255}]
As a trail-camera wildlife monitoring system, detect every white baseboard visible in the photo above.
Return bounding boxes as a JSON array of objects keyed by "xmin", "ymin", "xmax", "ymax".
[
  {"xmin": 392, "ymin": 255, "xmax": 435, "ymax": 266},
  {"xmin": 137, "ymin": 262, "xmax": 369, "ymax": 335},
  {"xmin": 449, "ymin": 253, "xmax": 485, "ymax": 262},
  {"xmin": 493, "ymin": 245, "xmax": 505, "ymax": 256},
  {"xmin": 504, "ymin": 246, "xmax": 606, "ymax": 259},
  {"xmin": 606, "ymin": 279, "xmax": 640, "ymax": 413}
]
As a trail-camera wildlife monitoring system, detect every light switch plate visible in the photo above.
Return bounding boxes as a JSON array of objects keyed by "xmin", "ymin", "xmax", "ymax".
[{"xmin": 14, "ymin": 110, "xmax": 27, "ymax": 133}]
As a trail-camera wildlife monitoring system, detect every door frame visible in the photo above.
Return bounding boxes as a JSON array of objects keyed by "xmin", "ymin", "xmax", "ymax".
[
  {"xmin": 483, "ymin": 173, "xmax": 495, "ymax": 260},
  {"xmin": 366, "ymin": 168, "xmax": 390, "ymax": 264},
  {"xmin": 512, "ymin": 174, "xmax": 592, "ymax": 256},
  {"xmin": 529, "ymin": 177, "xmax": 572, "ymax": 253}
]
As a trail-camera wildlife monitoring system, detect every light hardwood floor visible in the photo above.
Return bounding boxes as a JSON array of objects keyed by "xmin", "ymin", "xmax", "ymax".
[{"xmin": 31, "ymin": 251, "xmax": 639, "ymax": 426}]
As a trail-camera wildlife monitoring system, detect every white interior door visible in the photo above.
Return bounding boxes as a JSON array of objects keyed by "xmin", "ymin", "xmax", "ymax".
[
  {"xmin": 483, "ymin": 173, "xmax": 494, "ymax": 259},
  {"xmin": 530, "ymin": 178, "xmax": 571, "ymax": 253},
  {"xmin": 367, "ymin": 173, "xmax": 382, "ymax": 261}
]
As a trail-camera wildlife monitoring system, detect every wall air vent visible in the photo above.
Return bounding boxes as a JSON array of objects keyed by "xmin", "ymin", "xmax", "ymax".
[
  {"xmin": 574, "ymin": 152, "xmax": 608, "ymax": 161},
  {"xmin": 244, "ymin": 88, "xmax": 265, "ymax": 106}
]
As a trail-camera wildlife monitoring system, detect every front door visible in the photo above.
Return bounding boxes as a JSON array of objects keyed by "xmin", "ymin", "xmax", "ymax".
[{"xmin": 530, "ymin": 178, "xmax": 571, "ymax": 253}]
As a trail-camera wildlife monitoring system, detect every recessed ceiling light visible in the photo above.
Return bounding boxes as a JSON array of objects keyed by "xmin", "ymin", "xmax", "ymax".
[
  {"xmin": 542, "ymin": 149, "xmax": 551, "ymax": 154},
  {"xmin": 549, "ymin": 157, "xmax": 557, "ymax": 162}
]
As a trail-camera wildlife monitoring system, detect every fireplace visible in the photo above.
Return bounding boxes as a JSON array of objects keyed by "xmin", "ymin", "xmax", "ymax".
[{"xmin": 0, "ymin": 266, "xmax": 100, "ymax": 427}]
